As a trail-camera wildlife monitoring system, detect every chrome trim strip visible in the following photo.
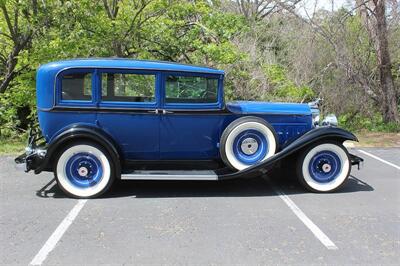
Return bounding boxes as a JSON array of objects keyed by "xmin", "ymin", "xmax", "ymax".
[
  {"xmin": 38, "ymin": 106, "xmax": 310, "ymax": 116},
  {"xmin": 121, "ymin": 170, "xmax": 218, "ymax": 180}
]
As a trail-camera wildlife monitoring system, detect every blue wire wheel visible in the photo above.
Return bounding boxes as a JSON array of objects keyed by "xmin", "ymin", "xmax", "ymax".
[
  {"xmin": 56, "ymin": 144, "xmax": 112, "ymax": 198},
  {"xmin": 301, "ymin": 143, "xmax": 350, "ymax": 192},
  {"xmin": 223, "ymin": 119, "xmax": 277, "ymax": 170}
]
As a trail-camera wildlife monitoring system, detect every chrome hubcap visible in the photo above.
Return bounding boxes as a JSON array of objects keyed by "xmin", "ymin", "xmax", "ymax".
[
  {"xmin": 322, "ymin": 163, "xmax": 331, "ymax": 173},
  {"xmin": 240, "ymin": 138, "xmax": 258, "ymax": 155},
  {"xmin": 78, "ymin": 166, "xmax": 89, "ymax": 177}
]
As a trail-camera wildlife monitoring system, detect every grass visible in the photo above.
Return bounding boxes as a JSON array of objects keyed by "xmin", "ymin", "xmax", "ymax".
[{"xmin": 0, "ymin": 139, "xmax": 26, "ymax": 155}]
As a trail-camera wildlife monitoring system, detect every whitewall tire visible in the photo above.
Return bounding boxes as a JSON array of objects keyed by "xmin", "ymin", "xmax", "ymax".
[
  {"xmin": 220, "ymin": 116, "xmax": 278, "ymax": 170},
  {"xmin": 297, "ymin": 142, "xmax": 350, "ymax": 192},
  {"xmin": 55, "ymin": 142, "xmax": 114, "ymax": 198}
]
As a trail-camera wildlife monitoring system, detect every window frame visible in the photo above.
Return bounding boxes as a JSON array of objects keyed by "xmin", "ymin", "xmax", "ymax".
[
  {"xmin": 56, "ymin": 68, "xmax": 97, "ymax": 107},
  {"xmin": 161, "ymin": 72, "xmax": 224, "ymax": 110},
  {"xmin": 98, "ymin": 68, "xmax": 160, "ymax": 109},
  {"xmin": 54, "ymin": 68, "xmax": 224, "ymax": 111}
]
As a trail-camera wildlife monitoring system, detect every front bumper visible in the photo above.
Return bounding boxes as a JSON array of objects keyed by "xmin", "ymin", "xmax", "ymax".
[
  {"xmin": 14, "ymin": 129, "xmax": 47, "ymax": 174},
  {"xmin": 349, "ymin": 153, "xmax": 364, "ymax": 170}
]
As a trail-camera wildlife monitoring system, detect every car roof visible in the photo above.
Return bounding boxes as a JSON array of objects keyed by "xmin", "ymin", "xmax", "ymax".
[{"xmin": 39, "ymin": 58, "xmax": 225, "ymax": 75}]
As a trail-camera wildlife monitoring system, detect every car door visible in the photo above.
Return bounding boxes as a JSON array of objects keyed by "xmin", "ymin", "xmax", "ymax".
[
  {"xmin": 96, "ymin": 69, "xmax": 161, "ymax": 160},
  {"xmin": 159, "ymin": 72, "xmax": 226, "ymax": 160}
]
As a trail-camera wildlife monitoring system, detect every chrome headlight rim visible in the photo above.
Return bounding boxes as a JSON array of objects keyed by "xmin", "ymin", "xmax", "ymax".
[{"xmin": 321, "ymin": 114, "xmax": 338, "ymax": 127}]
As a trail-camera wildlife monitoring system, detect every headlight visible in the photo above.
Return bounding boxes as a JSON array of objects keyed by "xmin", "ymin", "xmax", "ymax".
[{"xmin": 322, "ymin": 114, "xmax": 338, "ymax": 127}]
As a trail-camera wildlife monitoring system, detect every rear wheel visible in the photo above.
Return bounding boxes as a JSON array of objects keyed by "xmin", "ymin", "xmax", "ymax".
[
  {"xmin": 297, "ymin": 141, "xmax": 350, "ymax": 192},
  {"xmin": 54, "ymin": 141, "xmax": 115, "ymax": 198}
]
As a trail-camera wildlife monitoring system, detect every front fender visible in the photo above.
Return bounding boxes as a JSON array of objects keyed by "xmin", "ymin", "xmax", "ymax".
[
  {"xmin": 218, "ymin": 126, "xmax": 357, "ymax": 180},
  {"xmin": 282, "ymin": 126, "xmax": 358, "ymax": 150}
]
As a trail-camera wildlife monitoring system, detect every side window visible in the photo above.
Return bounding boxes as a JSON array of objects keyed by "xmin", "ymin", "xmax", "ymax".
[
  {"xmin": 165, "ymin": 75, "xmax": 218, "ymax": 104},
  {"xmin": 101, "ymin": 73, "xmax": 155, "ymax": 102},
  {"xmin": 61, "ymin": 73, "xmax": 92, "ymax": 101}
]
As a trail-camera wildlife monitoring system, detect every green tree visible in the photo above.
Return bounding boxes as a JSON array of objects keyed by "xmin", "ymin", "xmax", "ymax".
[{"xmin": 0, "ymin": 0, "xmax": 245, "ymax": 136}]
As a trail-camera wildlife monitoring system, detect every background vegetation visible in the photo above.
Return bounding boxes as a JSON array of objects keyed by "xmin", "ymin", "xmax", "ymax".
[{"xmin": 0, "ymin": 0, "xmax": 399, "ymax": 144}]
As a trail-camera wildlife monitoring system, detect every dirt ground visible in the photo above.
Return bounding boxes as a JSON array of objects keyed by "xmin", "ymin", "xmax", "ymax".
[{"xmin": 352, "ymin": 132, "xmax": 400, "ymax": 147}]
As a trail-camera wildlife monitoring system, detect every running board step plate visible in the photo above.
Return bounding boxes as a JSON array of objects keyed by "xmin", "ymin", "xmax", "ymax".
[{"xmin": 121, "ymin": 170, "xmax": 218, "ymax": 180}]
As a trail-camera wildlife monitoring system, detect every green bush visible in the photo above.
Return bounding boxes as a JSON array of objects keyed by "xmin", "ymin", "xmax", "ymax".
[
  {"xmin": 339, "ymin": 112, "xmax": 400, "ymax": 133},
  {"xmin": 263, "ymin": 64, "xmax": 315, "ymax": 102},
  {"xmin": 0, "ymin": 86, "xmax": 36, "ymax": 139}
]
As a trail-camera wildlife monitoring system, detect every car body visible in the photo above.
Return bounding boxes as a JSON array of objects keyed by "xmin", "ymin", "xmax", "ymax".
[{"xmin": 16, "ymin": 59, "xmax": 363, "ymax": 198}]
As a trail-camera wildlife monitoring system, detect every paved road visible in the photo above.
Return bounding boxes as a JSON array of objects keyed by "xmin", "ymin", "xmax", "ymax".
[{"xmin": 0, "ymin": 148, "xmax": 399, "ymax": 265}]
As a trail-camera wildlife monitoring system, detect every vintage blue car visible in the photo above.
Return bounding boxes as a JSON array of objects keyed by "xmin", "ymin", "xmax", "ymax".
[{"xmin": 16, "ymin": 59, "xmax": 363, "ymax": 198}]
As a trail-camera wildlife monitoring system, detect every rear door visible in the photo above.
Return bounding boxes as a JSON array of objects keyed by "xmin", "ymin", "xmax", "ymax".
[
  {"xmin": 96, "ymin": 69, "xmax": 161, "ymax": 160},
  {"xmin": 159, "ymin": 72, "xmax": 225, "ymax": 160}
]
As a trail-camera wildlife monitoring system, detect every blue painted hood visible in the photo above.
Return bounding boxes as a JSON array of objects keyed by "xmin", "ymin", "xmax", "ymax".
[{"xmin": 226, "ymin": 101, "xmax": 311, "ymax": 115}]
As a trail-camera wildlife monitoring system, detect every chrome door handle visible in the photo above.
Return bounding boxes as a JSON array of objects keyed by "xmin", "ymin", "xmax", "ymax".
[
  {"xmin": 148, "ymin": 109, "xmax": 159, "ymax": 114},
  {"xmin": 162, "ymin": 110, "xmax": 173, "ymax": 114}
]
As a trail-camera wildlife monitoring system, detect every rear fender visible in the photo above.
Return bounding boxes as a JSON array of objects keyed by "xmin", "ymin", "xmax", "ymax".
[{"xmin": 38, "ymin": 124, "xmax": 122, "ymax": 176}]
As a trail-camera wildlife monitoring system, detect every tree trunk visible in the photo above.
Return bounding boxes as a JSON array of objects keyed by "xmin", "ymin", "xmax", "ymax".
[
  {"xmin": 0, "ymin": 3, "xmax": 33, "ymax": 94},
  {"xmin": 356, "ymin": 0, "xmax": 399, "ymax": 123},
  {"xmin": 373, "ymin": 0, "xmax": 399, "ymax": 123},
  {"xmin": 0, "ymin": 45, "xmax": 20, "ymax": 93}
]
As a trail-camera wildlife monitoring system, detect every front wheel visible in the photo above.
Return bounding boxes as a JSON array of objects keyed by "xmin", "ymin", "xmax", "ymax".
[
  {"xmin": 54, "ymin": 141, "xmax": 115, "ymax": 198},
  {"xmin": 297, "ymin": 141, "xmax": 351, "ymax": 192}
]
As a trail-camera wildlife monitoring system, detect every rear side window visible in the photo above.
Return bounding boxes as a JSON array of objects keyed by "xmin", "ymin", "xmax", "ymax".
[
  {"xmin": 61, "ymin": 73, "xmax": 92, "ymax": 101},
  {"xmin": 101, "ymin": 73, "xmax": 155, "ymax": 102},
  {"xmin": 165, "ymin": 76, "xmax": 218, "ymax": 104}
]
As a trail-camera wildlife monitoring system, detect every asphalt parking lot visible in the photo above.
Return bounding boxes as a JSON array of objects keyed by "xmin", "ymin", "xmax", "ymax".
[{"xmin": 1, "ymin": 148, "xmax": 399, "ymax": 265}]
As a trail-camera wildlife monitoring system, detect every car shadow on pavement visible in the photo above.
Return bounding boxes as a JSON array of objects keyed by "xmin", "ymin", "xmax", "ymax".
[
  {"xmin": 269, "ymin": 173, "xmax": 374, "ymax": 196},
  {"xmin": 35, "ymin": 170, "xmax": 374, "ymax": 199}
]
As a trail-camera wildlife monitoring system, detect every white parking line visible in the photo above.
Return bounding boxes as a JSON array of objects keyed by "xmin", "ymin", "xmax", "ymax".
[
  {"xmin": 30, "ymin": 200, "xmax": 87, "ymax": 266},
  {"xmin": 265, "ymin": 177, "xmax": 338, "ymax": 250},
  {"xmin": 358, "ymin": 149, "xmax": 400, "ymax": 170}
]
